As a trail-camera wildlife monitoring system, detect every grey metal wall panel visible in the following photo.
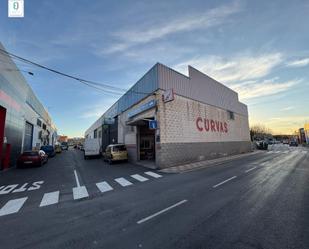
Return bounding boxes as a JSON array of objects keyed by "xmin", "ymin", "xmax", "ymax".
[
  {"xmin": 117, "ymin": 64, "xmax": 158, "ymax": 114},
  {"xmin": 85, "ymin": 64, "xmax": 159, "ymax": 136},
  {"xmin": 158, "ymin": 63, "xmax": 248, "ymax": 116}
]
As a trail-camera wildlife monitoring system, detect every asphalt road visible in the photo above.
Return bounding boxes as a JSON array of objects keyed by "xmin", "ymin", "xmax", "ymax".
[{"xmin": 0, "ymin": 144, "xmax": 308, "ymax": 249}]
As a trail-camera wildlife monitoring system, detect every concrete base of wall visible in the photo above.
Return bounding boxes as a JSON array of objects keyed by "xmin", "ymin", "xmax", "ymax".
[{"xmin": 156, "ymin": 141, "xmax": 252, "ymax": 169}]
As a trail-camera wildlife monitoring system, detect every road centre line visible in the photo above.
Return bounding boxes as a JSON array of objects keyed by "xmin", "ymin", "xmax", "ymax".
[
  {"xmin": 73, "ymin": 186, "xmax": 89, "ymax": 200},
  {"xmin": 74, "ymin": 170, "xmax": 80, "ymax": 187},
  {"xmin": 40, "ymin": 191, "xmax": 59, "ymax": 207},
  {"xmin": 0, "ymin": 197, "xmax": 28, "ymax": 216},
  {"xmin": 115, "ymin": 177, "xmax": 133, "ymax": 187},
  {"xmin": 245, "ymin": 167, "xmax": 257, "ymax": 173},
  {"xmin": 131, "ymin": 174, "xmax": 148, "ymax": 182},
  {"xmin": 212, "ymin": 176, "xmax": 237, "ymax": 188},
  {"xmin": 144, "ymin": 171, "xmax": 162, "ymax": 178},
  {"xmin": 137, "ymin": 200, "xmax": 188, "ymax": 224}
]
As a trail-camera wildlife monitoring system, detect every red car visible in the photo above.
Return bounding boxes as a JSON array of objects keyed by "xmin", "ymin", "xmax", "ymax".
[{"xmin": 17, "ymin": 151, "xmax": 48, "ymax": 168}]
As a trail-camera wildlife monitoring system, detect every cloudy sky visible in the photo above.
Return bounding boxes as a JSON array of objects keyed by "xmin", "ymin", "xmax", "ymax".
[{"xmin": 1, "ymin": 0, "xmax": 309, "ymax": 136}]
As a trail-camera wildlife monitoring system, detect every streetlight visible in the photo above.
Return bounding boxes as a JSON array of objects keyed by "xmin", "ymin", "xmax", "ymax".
[{"xmin": 2, "ymin": 68, "xmax": 34, "ymax": 76}]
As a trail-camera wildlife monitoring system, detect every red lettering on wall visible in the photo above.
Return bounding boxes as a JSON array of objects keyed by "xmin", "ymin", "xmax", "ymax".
[
  {"xmin": 210, "ymin": 120, "xmax": 215, "ymax": 131},
  {"xmin": 215, "ymin": 121, "xmax": 220, "ymax": 132},
  {"xmin": 204, "ymin": 119, "xmax": 210, "ymax": 131},
  {"xmin": 195, "ymin": 117, "xmax": 228, "ymax": 133},
  {"xmin": 196, "ymin": 117, "xmax": 203, "ymax": 131},
  {"xmin": 220, "ymin": 122, "xmax": 224, "ymax": 132},
  {"xmin": 224, "ymin": 122, "xmax": 228, "ymax": 133}
]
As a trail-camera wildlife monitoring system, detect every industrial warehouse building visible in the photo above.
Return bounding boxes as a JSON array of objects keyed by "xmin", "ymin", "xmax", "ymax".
[
  {"xmin": 0, "ymin": 43, "xmax": 57, "ymax": 169},
  {"xmin": 85, "ymin": 63, "xmax": 251, "ymax": 169}
]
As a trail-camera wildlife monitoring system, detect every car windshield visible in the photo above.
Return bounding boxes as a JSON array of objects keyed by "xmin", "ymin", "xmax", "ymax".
[
  {"xmin": 41, "ymin": 146, "xmax": 53, "ymax": 151},
  {"xmin": 113, "ymin": 145, "xmax": 126, "ymax": 152}
]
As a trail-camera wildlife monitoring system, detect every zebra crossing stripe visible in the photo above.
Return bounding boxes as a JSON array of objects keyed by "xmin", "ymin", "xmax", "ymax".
[
  {"xmin": 96, "ymin": 181, "xmax": 113, "ymax": 193},
  {"xmin": 40, "ymin": 191, "xmax": 59, "ymax": 207},
  {"xmin": 0, "ymin": 197, "xmax": 28, "ymax": 216},
  {"xmin": 144, "ymin": 171, "xmax": 162, "ymax": 178},
  {"xmin": 115, "ymin": 177, "xmax": 132, "ymax": 187},
  {"xmin": 131, "ymin": 174, "xmax": 148, "ymax": 182},
  {"xmin": 73, "ymin": 186, "xmax": 89, "ymax": 200}
]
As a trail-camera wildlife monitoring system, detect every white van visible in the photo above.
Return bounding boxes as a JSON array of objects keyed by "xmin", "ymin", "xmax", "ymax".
[{"xmin": 84, "ymin": 138, "xmax": 101, "ymax": 159}]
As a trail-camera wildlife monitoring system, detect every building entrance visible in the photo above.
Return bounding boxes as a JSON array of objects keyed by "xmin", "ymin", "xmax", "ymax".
[
  {"xmin": 138, "ymin": 124, "xmax": 155, "ymax": 161},
  {"xmin": 24, "ymin": 121, "xmax": 33, "ymax": 151}
]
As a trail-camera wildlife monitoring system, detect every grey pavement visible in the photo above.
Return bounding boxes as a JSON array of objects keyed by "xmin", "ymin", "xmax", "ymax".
[{"xmin": 0, "ymin": 145, "xmax": 308, "ymax": 249}]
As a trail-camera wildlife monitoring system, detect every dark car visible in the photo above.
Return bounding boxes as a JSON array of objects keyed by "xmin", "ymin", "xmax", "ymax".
[
  {"xmin": 17, "ymin": 151, "xmax": 48, "ymax": 168},
  {"xmin": 40, "ymin": 145, "xmax": 56, "ymax": 157},
  {"xmin": 255, "ymin": 140, "xmax": 268, "ymax": 150},
  {"xmin": 61, "ymin": 142, "xmax": 68, "ymax": 150},
  {"xmin": 289, "ymin": 141, "xmax": 298, "ymax": 147}
]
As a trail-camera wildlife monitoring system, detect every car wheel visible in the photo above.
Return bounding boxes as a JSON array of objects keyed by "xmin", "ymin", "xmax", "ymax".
[{"xmin": 108, "ymin": 159, "xmax": 113, "ymax": 165}]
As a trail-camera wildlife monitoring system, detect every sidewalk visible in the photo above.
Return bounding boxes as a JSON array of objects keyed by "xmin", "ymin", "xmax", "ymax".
[{"xmin": 159, "ymin": 150, "xmax": 262, "ymax": 173}]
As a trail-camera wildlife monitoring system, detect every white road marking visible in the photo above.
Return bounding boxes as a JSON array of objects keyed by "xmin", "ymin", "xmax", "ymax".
[
  {"xmin": 245, "ymin": 167, "xmax": 257, "ymax": 173},
  {"xmin": 115, "ymin": 177, "xmax": 133, "ymax": 187},
  {"xmin": 137, "ymin": 200, "xmax": 188, "ymax": 224},
  {"xmin": 39, "ymin": 191, "xmax": 60, "ymax": 207},
  {"xmin": 12, "ymin": 183, "xmax": 29, "ymax": 193},
  {"xmin": 27, "ymin": 181, "xmax": 44, "ymax": 191},
  {"xmin": 0, "ymin": 184, "xmax": 18, "ymax": 195},
  {"xmin": 0, "ymin": 197, "xmax": 28, "ymax": 216},
  {"xmin": 96, "ymin": 181, "xmax": 113, "ymax": 193},
  {"xmin": 213, "ymin": 176, "xmax": 237, "ymax": 188},
  {"xmin": 131, "ymin": 174, "xmax": 149, "ymax": 182},
  {"xmin": 74, "ymin": 170, "xmax": 81, "ymax": 187},
  {"xmin": 144, "ymin": 171, "xmax": 162, "ymax": 178},
  {"xmin": 73, "ymin": 186, "xmax": 89, "ymax": 200}
]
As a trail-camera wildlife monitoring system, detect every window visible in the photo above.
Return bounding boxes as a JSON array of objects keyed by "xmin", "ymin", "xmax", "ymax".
[
  {"xmin": 42, "ymin": 123, "xmax": 46, "ymax": 130},
  {"xmin": 140, "ymin": 138, "xmax": 152, "ymax": 149},
  {"xmin": 37, "ymin": 119, "xmax": 42, "ymax": 127},
  {"xmin": 227, "ymin": 111, "xmax": 235, "ymax": 120},
  {"xmin": 98, "ymin": 130, "xmax": 102, "ymax": 138},
  {"xmin": 94, "ymin": 129, "xmax": 97, "ymax": 138},
  {"xmin": 112, "ymin": 145, "xmax": 126, "ymax": 152}
]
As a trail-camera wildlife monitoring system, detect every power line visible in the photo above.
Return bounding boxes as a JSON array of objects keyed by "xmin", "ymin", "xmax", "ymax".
[
  {"xmin": 0, "ymin": 48, "xmax": 152, "ymax": 96},
  {"xmin": 0, "ymin": 48, "xmax": 125, "ymax": 95}
]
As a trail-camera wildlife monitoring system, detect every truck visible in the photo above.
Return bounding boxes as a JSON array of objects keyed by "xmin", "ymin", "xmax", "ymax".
[{"xmin": 84, "ymin": 138, "xmax": 101, "ymax": 159}]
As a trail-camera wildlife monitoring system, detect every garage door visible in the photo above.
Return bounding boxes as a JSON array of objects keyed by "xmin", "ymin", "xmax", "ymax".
[{"xmin": 24, "ymin": 122, "xmax": 33, "ymax": 151}]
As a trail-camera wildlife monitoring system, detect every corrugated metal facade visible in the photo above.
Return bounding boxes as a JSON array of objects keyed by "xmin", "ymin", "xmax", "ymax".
[
  {"xmin": 157, "ymin": 64, "xmax": 248, "ymax": 117},
  {"xmin": 85, "ymin": 62, "xmax": 248, "ymax": 136},
  {"xmin": 85, "ymin": 64, "xmax": 159, "ymax": 136}
]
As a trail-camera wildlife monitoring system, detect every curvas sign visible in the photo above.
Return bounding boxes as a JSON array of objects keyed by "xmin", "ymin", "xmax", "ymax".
[{"xmin": 196, "ymin": 117, "xmax": 228, "ymax": 133}]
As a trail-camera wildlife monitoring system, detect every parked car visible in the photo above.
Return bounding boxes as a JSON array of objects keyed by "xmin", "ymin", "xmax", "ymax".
[
  {"xmin": 61, "ymin": 142, "xmax": 68, "ymax": 150},
  {"xmin": 40, "ymin": 145, "xmax": 56, "ymax": 157},
  {"xmin": 84, "ymin": 138, "xmax": 101, "ymax": 159},
  {"xmin": 103, "ymin": 144, "xmax": 128, "ymax": 164},
  {"xmin": 17, "ymin": 150, "xmax": 48, "ymax": 168},
  {"xmin": 255, "ymin": 140, "xmax": 268, "ymax": 150},
  {"xmin": 289, "ymin": 141, "xmax": 298, "ymax": 147},
  {"xmin": 55, "ymin": 144, "xmax": 62, "ymax": 153},
  {"xmin": 283, "ymin": 139, "xmax": 289, "ymax": 144}
]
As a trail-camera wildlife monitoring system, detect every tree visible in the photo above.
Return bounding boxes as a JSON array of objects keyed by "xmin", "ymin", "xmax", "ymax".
[{"xmin": 250, "ymin": 124, "xmax": 273, "ymax": 141}]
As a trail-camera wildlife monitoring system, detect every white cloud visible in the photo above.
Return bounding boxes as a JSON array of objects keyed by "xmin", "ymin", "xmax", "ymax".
[
  {"xmin": 281, "ymin": 106, "xmax": 295, "ymax": 111},
  {"xmin": 103, "ymin": 1, "xmax": 242, "ymax": 54},
  {"xmin": 174, "ymin": 53, "xmax": 283, "ymax": 83},
  {"xmin": 286, "ymin": 58, "xmax": 309, "ymax": 67},
  {"xmin": 79, "ymin": 99, "xmax": 116, "ymax": 119},
  {"xmin": 231, "ymin": 78, "xmax": 301, "ymax": 100}
]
